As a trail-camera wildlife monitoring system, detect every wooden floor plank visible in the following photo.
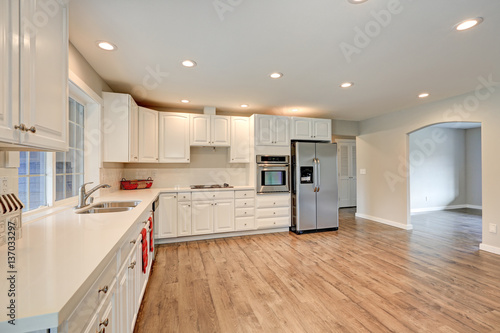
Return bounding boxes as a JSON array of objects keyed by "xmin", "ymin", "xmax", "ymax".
[{"xmin": 135, "ymin": 208, "xmax": 500, "ymax": 333}]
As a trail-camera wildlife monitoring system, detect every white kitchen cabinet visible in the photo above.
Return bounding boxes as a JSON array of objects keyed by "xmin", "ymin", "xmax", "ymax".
[
  {"xmin": 254, "ymin": 114, "xmax": 289, "ymax": 146},
  {"xmin": 190, "ymin": 114, "xmax": 230, "ymax": 146},
  {"xmin": 255, "ymin": 193, "xmax": 291, "ymax": 229},
  {"xmin": 178, "ymin": 201, "xmax": 192, "ymax": 236},
  {"xmin": 159, "ymin": 112, "xmax": 190, "ymax": 163},
  {"xmin": 138, "ymin": 107, "xmax": 159, "ymax": 162},
  {"xmin": 229, "ymin": 117, "xmax": 250, "ymax": 163},
  {"xmin": 192, "ymin": 200, "xmax": 214, "ymax": 235},
  {"xmin": 158, "ymin": 194, "xmax": 178, "ymax": 238},
  {"xmin": 103, "ymin": 92, "xmax": 139, "ymax": 162},
  {"xmin": 291, "ymin": 117, "xmax": 331, "ymax": 141},
  {"xmin": 338, "ymin": 140, "xmax": 357, "ymax": 208},
  {"xmin": 234, "ymin": 190, "xmax": 255, "ymax": 231},
  {"xmin": 117, "ymin": 261, "xmax": 129, "ymax": 333},
  {"xmin": 84, "ymin": 282, "xmax": 116, "ymax": 333},
  {"xmin": 213, "ymin": 199, "xmax": 235, "ymax": 233},
  {"xmin": 0, "ymin": 0, "xmax": 68, "ymax": 150}
]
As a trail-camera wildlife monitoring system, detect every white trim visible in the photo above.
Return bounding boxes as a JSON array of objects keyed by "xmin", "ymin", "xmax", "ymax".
[
  {"xmin": 355, "ymin": 212, "xmax": 413, "ymax": 230},
  {"xmin": 335, "ymin": 139, "xmax": 356, "ymax": 144},
  {"xmin": 68, "ymin": 69, "xmax": 103, "ymax": 104},
  {"xmin": 155, "ymin": 227, "xmax": 290, "ymax": 244},
  {"xmin": 411, "ymin": 204, "xmax": 482, "ymax": 213},
  {"xmin": 479, "ymin": 243, "xmax": 500, "ymax": 256}
]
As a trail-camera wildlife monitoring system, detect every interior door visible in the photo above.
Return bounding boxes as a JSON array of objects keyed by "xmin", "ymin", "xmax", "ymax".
[{"xmin": 338, "ymin": 142, "xmax": 357, "ymax": 207}]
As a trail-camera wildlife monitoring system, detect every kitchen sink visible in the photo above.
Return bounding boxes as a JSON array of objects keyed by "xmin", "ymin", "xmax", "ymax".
[
  {"xmin": 91, "ymin": 201, "xmax": 141, "ymax": 208},
  {"xmin": 75, "ymin": 201, "xmax": 141, "ymax": 214}
]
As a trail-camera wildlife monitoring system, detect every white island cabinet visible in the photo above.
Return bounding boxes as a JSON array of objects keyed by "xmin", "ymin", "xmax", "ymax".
[{"xmin": 0, "ymin": 0, "xmax": 68, "ymax": 150}]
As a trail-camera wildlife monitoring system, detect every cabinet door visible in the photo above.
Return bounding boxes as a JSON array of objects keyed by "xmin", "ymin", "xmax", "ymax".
[
  {"xmin": 291, "ymin": 118, "xmax": 312, "ymax": 140},
  {"xmin": 273, "ymin": 116, "xmax": 290, "ymax": 146},
  {"xmin": 117, "ymin": 262, "xmax": 129, "ymax": 333},
  {"xmin": 191, "ymin": 200, "xmax": 213, "ymax": 235},
  {"xmin": 19, "ymin": 0, "xmax": 68, "ymax": 150},
  {"xmin": 0, "ymin": 0, "xmax": 18, "ymax": 144},
  {"xmin": 159, "ymin": 112, "xmax": 190, "ymax": 163},
  {"xmin": 158, "ymin": 194, "xmax": 178, "ymax": 238},
  {"xmin": 129, "ymin": 240, "xmax": 139, "ymax": 332},
  {"xmin": 178, "ymin": 201, "xmax": 192, "ymax": 236},
  {"xmin": 129, "ymin": 98, "xmax": 139, "ymax": 162},
  {"xmin": 97, "ymin": 287, "xmax": 115, "ymax": 333},
  {"xmin": 190, "ymin": 114, "xmax": 210, "ymax": 146},
  {"xmin": 313, "ymin": 119, "xmax": 331, "ymax": 141},
  {"xmin": 213, "ymin": 199, "xmax": 234, "ymax": 233},
  {"xmin": 138, "ymin": 107, "xmax": 158, "ymax": 162},
  {"xmin": 255, "ymin": 115, "xmax": 273, "ymax": 146},
  {"xmin": 211, "ymin": 115, "xmax": 230, "ymax": 146},
  {"xmin": 230, "ymin": 117, "xmax": 249, "ymax": 163}
]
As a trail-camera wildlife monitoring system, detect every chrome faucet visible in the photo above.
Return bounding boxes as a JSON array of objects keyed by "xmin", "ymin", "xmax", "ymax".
[{"xmin": 76, "ymin": 182, "xmax": 111, "ymax": 209}]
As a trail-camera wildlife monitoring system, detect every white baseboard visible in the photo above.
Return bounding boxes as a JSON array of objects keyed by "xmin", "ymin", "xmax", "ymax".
[
  {"xmin": 411, "ymin": 204, "xmax": 482, "ymax": 213},
  {"xmin": 479, "ymin": 243, "xmax": 500, "ymax": 256},
  {"xmin": 355, "ymin": 213, "xmax": 413, "ymax": 230}
]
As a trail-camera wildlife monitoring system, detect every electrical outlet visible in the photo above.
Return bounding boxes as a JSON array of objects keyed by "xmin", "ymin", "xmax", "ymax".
[
  {"xmin": 489, "ymin": 224, "xmax": 497, "ymax": 234},
  {"xmin": 360, "ymin": 169, "xmax": 366, "ymax": 175},
  {"xmin": 151, "ymin": 170, "xmax": 157, "ymax": 179},
  {"xmin": 0, "ymin": 177, "xmax": 7, "ymax": 194}
]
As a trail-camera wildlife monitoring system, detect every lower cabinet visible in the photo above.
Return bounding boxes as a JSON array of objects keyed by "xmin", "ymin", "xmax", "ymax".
[
  {"xmin": 158, "ymin": 193, "xmax": 177, "ymax": 238},
  {"xmin": 255, "ymin": 193, "xmax": 291, "ymax": 229},
  {"xmin": 192, "ymin": 200, "xmax": 214, "ymax": 235},
  {"xmin": 213, "ymin": 199, "xmax": 235, "ymax": 233},
  {"xmin": 178, "ymin": 201, "xmax": 192, "ymax": 236}
]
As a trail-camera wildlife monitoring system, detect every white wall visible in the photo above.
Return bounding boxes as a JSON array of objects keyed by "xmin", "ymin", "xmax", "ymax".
[
  {"xmin": 466, "ymin": 128, "xmax": 482, "ymax": 207},
  {"xmin": 357, "ymin": 80, "xmax": 500, "ymax": 253},
  {"xmin": 409, "ymin": 127, "xmax": 466, "ymax": 211}
]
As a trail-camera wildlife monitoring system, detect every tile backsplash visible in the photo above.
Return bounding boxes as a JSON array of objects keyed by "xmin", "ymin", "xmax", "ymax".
[{"xmin": 99, "ymin": 163, "xmax": 124, "ymax": 194}]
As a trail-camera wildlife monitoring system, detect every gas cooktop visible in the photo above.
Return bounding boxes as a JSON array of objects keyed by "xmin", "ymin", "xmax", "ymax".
[{"xmin": 190, "ymin": 184, "xmax": 233, "ymax": 189}]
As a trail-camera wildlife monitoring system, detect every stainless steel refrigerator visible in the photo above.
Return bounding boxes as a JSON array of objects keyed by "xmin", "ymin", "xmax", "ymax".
[{"xmin": 291, "ymin": 142, "xmax": 339, "ymax": 233}]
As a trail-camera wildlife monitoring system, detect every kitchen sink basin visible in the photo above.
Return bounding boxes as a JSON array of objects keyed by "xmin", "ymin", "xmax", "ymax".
[
  {"xmin": 91, "ymin": 201, "xmax": 141, "ymax": 208},
  {"xmin": 75, "ymin": 201, "xmax": 141, "ymax": 214},
  {"xmin": 77, "ymin": 207, "xmax": 134, "ymax": 214}
]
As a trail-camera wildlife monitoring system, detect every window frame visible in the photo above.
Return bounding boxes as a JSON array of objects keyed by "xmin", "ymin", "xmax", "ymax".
[{"xmin": 21, "ymin": 73, "xmax": 103, "ymax": 219}]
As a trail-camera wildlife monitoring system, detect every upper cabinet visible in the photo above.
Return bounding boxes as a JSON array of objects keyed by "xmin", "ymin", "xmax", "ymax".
[
  {"xmin": 159, "ymin": 112, "xmax": 190, "ymax": 163},
  {"xmin": 190, "ymin": 114, "xmax": 230, "ymax": 146},
  {"xmin": 254, "ymin": 114, "xmax": 289, "ymax": 146},
  {"xmin": 0, "ymin": 0, "xmax": 68, "ymax": 150},
  {"xmin": 291, "ymin": 117, "xmax": 331, "ymax": 142},
  {"xmin": 138, "ymin": 107, "xmax": 159, "ymax": 162},
  {"xmin": 103, "ymin": 92, "xmax": 139, "ymax": 162},
  {"xmin": 229, "ymin": 117, "xmax": 250, "ymax": 163}
]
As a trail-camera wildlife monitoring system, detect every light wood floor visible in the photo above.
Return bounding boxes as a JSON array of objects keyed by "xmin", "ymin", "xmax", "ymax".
[{"xmin": 134, "ymin": 208, "xmax": 500, "ymax": 333}]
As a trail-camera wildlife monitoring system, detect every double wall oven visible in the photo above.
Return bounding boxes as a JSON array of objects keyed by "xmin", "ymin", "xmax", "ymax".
[{"xmin": 256, "ymin": 155, "xmax": 290, "ymax": 193}]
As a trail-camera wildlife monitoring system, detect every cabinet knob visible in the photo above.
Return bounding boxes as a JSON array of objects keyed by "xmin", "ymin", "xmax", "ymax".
[
  {"xmin": 130, "ymin": 240, "xmax": 136, "ymax": 244},
  {"xmin": 273, "ymin": 222, "xmax": 276, "ymax": 225},
  {"xmin": 244, "ymin": 212, "xmax": 247, "ymax": 214},
  {"xmin": 27, "ymin": 126, "xmax": 36, "ymax": 133},
  {"xmin": 213, "ymin": 195, "xmax": 215, "ymax": 197},
  {"xmin": 174, "ymin": 196, "xmax": 176, "ymax": 198},
  {"xmin": 215, "ymin": 203, "xmax": 217, "ymax": 205},
  {"xmin": 14, "ymin": 124, "xmax": 26, "ymax": 131},
  {"xmin": 244, "ymin": 194, "xmax": 247, "ymax": 196},
  {"xmin": 98, "ymin": 286, "xmax": 108, "ymax": 294},
  {"xmin": 244, "ymin": 202, "xmax": 247, "ymax": 205},
  {"xmin": 273, "ymin": 212, "xmax": 276, "ymax": 215},
  {"xmin": 129, "ymin": 261, "xmax": 136, "ymax": 269},
  {"xmin": 134, "ymin": 156, "xmax": 138, "ymax": 160},
  {"xmin": 244, "ymin": 223, "xmax": 247, "ymax": 226},
  {"xmin": 273, "ymin": 202, "xmax": 276, "ymax": 205},
  {"xmin": 187, "ymin": 158, "xmax": 190, "ymax": 161},
  {"xmin": 188, "ymin": 205, "xmax": 191, "ymax": 207},
  {"xmin": 99, "ymin": 318, "xmax": 109, "ymax": 327}
]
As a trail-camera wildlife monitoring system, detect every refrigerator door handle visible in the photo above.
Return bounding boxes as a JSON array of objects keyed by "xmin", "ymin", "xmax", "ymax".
[
  {"xmin": 313, "ymin": 158, "xmax": 318, "ymax": 192},
  {"xmin": 317, "ymin": 158, "xmax": 321, "ymax": 192}
]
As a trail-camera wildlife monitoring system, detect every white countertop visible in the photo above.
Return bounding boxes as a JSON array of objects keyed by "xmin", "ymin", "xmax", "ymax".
[{"xmin": 0, "ymin": 186, "xmax": 254, "ymax": 332}]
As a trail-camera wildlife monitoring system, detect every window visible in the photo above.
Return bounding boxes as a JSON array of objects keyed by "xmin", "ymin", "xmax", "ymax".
[
  {"xmin": 18, "ymin": 97, "xmax": 86, "ymax": 212},
  {"xmin": 55, "ymin": 98, "xmax": 85, "ymax": 201}
]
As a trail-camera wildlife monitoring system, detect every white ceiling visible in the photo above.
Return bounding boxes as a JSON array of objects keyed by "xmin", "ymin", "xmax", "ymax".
[{"xmin": 69, "ymin": 0, "xmax": 500, "ymax": 121}]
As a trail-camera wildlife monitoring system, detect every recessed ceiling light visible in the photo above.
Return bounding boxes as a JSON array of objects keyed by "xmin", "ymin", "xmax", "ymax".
[
  {"xmin": 418, "ymin": 93, "xmax": 430, "ymax": 98},
  {"xmin": 348, "ymin": 0, "xmax": 369, "ymax": 3},
  {"xmin": 240, "ymin": 104, "xmax": 249, "ymax": 108},
  {"xmin": 340, "ymin": 82, "xmax": 353, "ymax": 88},
  {"xmin": 181, "ymin": 99, "xmax": 190, "ymax": 103},
  {"xmin": 291, "ymin": 108, "xmax": 299, "ymax": 112},
  {"xmin": 96, "ymin": 41, "xmax": 117, "ymax": 51},
  {"xmin": 182, "ymin": 60, "xmax": 197, "ymax": 68},
  {"xmin": 270, "ymin": 72, "xmax": 283, "ymax": 79},
  {"xmin": 455, "ymin": 17, "xmax": 483, "ymax": 31}
]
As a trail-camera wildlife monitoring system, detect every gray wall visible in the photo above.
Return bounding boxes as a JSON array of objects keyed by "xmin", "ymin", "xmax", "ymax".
[{"xmin": 466, "ymin": 128, "xmax": 482, "ymax": 207}]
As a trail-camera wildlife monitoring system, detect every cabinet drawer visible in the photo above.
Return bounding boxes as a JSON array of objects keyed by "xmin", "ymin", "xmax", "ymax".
[
  {"xmin": 235, "ymin": 207, "xmax": 254, "ymax": 217},
  {"xmin": 256, "ymin": 194, "xmax": 290, "ymax": 208},
  {"xmin": 178, "ymin": 192, "xmax": 191, "ymax": 201},
  {"xmin": 67, "ymin": 253, "xmax": 117, "ymax": 333},
  {"xmin": 256, "ymin": 207, "xmax": 290, "ymax": 219},
  {"xmin": 235, "ymin": 217, "xmax": 255, "ymax": 230},
  {"xmin": 256, "ymin": 217, "xmax": 290, "ymax": 229},
  {"xmin": 235, "ymin": 198, "xmax": 254, "ymax": 208},
  {"xmin": 192, "ymin": 191, "xmax": 234, "ymax": 201},
  {"xmin": 235, "ymin": 190, "xmax": 254, "ymax": 199}
]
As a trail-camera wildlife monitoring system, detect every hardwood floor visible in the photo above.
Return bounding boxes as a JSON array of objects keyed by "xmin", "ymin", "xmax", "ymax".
[{"xmin": 134, "ymin": 208, "xmax": 500, "ymax": 333}]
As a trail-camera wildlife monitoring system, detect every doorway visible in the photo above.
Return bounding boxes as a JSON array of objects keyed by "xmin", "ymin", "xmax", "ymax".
[
  {"xmin": 337, "ymin": 139, "xmax": 356, "ymax": 208},
  {"xmin": 408, "ymin": 122, "xmax": 482, "ymax": 245}
]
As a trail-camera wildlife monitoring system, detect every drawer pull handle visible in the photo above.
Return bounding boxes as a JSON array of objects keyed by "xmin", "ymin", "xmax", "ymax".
[
  {"xmin": 130, "ymin": 240, "xmax": 136, "ymax": 244},
  {"xmin": 99, "ymin": 318, "xmax": 109, "ymax": 327},
  {"xmin": 143, "ymin": 221, "xmax": 148, "ymax": 225},
  {"xmin": 129, "ymin": 261, "xmax": 136, "ymax": 269},
  {"xmin": 244, "ymin": 202, "xmax": 247, "ymax": 205},
  {"xmin": 98, "ymin": 286, "xmax": 108, "ymax": 294},
  {"xmin": 27, "ymin": 126, "xmax": 36, "ymax": 133},
  {"xmin": 244, "ymin": 194, "xmax": 247, "ymax": 196}
]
